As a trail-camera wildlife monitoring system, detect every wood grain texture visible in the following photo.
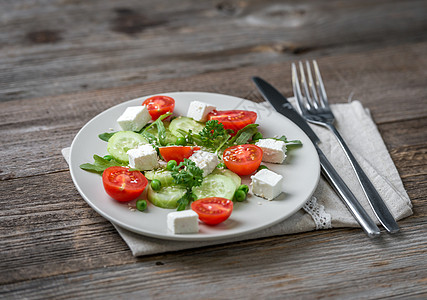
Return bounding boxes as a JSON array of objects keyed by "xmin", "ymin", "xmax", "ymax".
[
  {"xmin": 1, "ymin": 0, "xmax": 427, "ymax": 299},
  {"xmin": 1, "ymin": 42, "xmax": 426, "ymax": 180},
  {"xmin": 1, "ymin": 0, "xmax": 427, "ymax": 102}
]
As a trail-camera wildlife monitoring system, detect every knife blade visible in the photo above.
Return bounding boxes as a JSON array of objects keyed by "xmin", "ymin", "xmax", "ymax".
[{"xmin": 252, "ymin": 76, "xmax": 381, "ymax": 237}]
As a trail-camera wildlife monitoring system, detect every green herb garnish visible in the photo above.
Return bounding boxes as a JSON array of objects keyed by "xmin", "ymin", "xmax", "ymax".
[
  {"xmin": 199, "ymin": 120, "xmax": 228, "ymax": 143},
  {"xmin": 141, "ymin": 112, "xmax": 172, "ymax": 146},
  {"xmin": 176, "ymin": 120, "xmax": 231, "ymax": 154},
  {"xmin": 79, "ymin": 155, "xmax": 125, "ymax": 174},
  {"xmin": 171, "ymin": 158, "xmax": 204, "ymax": 210},
  {"xmin": 226, "ymin": 124, "xmax": 259, "ymax": 148},
  {"xmin": 274, "ymin": 135, "xmax": 303, "ymax": 149},
  {"xmin": 98, "ymin": 132, "xmax": 117, "ymax": 142}
]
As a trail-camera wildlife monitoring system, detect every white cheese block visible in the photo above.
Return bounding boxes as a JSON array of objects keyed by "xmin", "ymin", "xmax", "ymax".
[
  {"xmin": 127, "ymin": 144, "xmax": 159, "ymax": 170},
  {"xmin": 187, "ymin": 101, "xmax": 216, "ymax": 122},
  {"xmin": 251, "ymin": 169, "xmax": 283, "ymax": 200},
  {"xmin": 117, "ymin": 106, "xmax": 151, "ymax": 132},
  {"xmin": 189, "ymin": 150, "xmax": 219, "ymax": 177},
  {"xmin": 255, "ymin": 138, "xmax": 287, "ymax": 164},
  {"xmin": 167, "ymin": 210, "xmax": 199, "ymax": 234}
]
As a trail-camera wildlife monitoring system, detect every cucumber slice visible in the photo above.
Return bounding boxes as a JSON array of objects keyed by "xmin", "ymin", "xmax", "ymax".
[
  {"xmin": 193, "ymin": 174, "xmax": 237, "ymax": 200},
  {"xmin": 212, "ymin": 168, "xmax": 241, "ymax": 188},
  {"xmin": 107, "ymin": 131, "xmax": 148, "ymax": 163},
  {"xmin": 147, "ymin": 185, "xmax": 186, "ymax": 209},
  {"xmin": 169, "ymin": 116, "xmax": 205, "ymax": 137},
  {"xmin": 144, "ymin": 170, "xmax": 175, "ymax": 186}
]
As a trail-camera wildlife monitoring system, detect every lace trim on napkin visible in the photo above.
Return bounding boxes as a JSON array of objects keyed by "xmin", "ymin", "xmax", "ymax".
[{"xmin": 303, "ymin": 197, "xmax": 332, "ymax": 230}]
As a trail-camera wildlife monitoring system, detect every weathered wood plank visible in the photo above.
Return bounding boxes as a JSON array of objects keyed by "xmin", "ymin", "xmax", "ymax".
[
  {"xmin": 0, "ymin": 148, "xmax": 425, "ymax": 286},
  {"xmin": 1, "ymin": 226, "xmax": 426, "ymax": 299},
  {"xmin": 1, "ymin": 42, "xmax": 427, "ymax": 180},
  {"xmin": 1, "ymin": 0, "xmax": 426, "ymax": 101},
  {"xmin": 1, "ymin": 1, "xmax": 426, "ymax": 298}
]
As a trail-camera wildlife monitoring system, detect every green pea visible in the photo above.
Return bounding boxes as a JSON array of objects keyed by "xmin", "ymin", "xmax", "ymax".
[
  {"xmin": 258, "ymin": 165, "xmax": 268, "ymax": 171},
  {"xmin": 136, "ymin": 200, "xmax": 147, "ymax": 212},
  {"xmin": 176, "ymin": 137, "xmax": 186, "ymax": 146},
  {"xmin": 238, "ymin": 184, "xmax": 249, "ymax": 194},
  {"xmin": 253, "ymin": 132, "xmax": 263, "ymax": 141},
  {"xmin": 234, "ymin": 189, "xmax": 246, "ymax": 202},
  {"xmin": 151, "ymin": 179, "xmax": 162, "ymax": 191},
  {"xmin": 166, "ymin": 160, "xmax": 177, "ymax": 171},
  {"xmin": 103, "ymin": 155, "xmax": 113, "ymax": 161}
]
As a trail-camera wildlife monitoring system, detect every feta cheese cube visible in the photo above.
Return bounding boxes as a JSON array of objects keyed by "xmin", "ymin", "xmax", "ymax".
[
  {"xmin": 189, "ymin": 150, "xmax": 219, "ymax": 177},
  {"xmin": 187, "ymin": 101, "xmax": 216, "ymax": 122},
  {"xmin": 167, "ymin": 210, "xmax": 199, "ymax": 234},
  {"xmin": 127, "ymin": 144, "xmax": 159, "ymax": 170},
  {"xmin": 117, "ymin": 106, "xmax": 151, "ymax": 132},
  {"xmin": 255, "ymin": 138, "xmax": 287, "ymax": 164},
  {"xmin": 251, "ymin": 169, "xmax": 283, "ymax": 200}
]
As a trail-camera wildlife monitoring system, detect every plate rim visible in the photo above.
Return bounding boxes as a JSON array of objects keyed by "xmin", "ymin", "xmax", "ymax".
[{"xmin": 69, "ymin": 91, "xmax": 320, "ymax": 241}]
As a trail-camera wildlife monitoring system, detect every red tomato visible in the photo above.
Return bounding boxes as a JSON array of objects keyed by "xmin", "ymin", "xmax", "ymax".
[
  {"xmin": 191, "ymin": 197, "xmax": 233, "ymax": 225},
  {"xmin": 223, "ymin": 144, "xmax": 263, "ymax": 176},
  {"xmin": 143, "ymin": 95, "xmax": 175, "ymax": 120},
  {"xmin": 159, "ymin": 146, "xmax": 200, "ymax": 163},
  {"xmin": 208, "ymin": 110, "xmax": 257, "ymax": 135},
  {"xmin": 102, "ymin": 166, "xmax": 148, "ymax": 202}
]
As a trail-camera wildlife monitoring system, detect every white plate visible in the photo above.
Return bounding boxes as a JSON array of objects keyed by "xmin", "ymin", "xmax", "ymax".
[{"xmin": 69, "ymin": 92, "xmax": 320, "ymax": 241}]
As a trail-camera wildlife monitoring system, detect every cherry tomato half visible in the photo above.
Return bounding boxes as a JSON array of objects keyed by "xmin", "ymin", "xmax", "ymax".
[
  {"xmin": 143, "ymin": 95, "xmax": 175, "ymax": 120},
  {"xmin": 102, "ymin": 166, "xmax": 148, "ymax": 202},
  {"xmin": 159, "ymin": 146, "xmax": 200, "ymax": 164},
  {"xmin": 223, "ymin": 144, "xmax": 263, "ymax": 176},
  {"xmin": 191, "ymin": 197, "xmax": 233, "ymax": 225},
  {"xmin": 208, "ymin": 110, "xmax": 257, "ymax": 135}
]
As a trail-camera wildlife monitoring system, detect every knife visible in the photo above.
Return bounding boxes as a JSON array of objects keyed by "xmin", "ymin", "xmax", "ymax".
[{"xmin": 252, "ymin": 76, "xmax": 381, "ymax": 238}]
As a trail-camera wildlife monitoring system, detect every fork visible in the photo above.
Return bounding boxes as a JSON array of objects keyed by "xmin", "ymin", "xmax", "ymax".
[{"xmin": 292, "ymin": 60, "xmax": 399, "ymax": 233}]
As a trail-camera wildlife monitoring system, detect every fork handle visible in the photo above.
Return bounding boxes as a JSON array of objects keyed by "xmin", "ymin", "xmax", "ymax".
[
  {"xmin": 326, "ymin": 124, "xmax": 399, "ymax": 233},
  {"xmin": 317, "ymin": 147, "xmax": 381, "ymax": 237}
]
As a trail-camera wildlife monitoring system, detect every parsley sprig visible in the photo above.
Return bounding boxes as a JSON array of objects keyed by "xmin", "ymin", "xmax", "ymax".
[
  {"xmin": 177, "ymin": 120, "xmax": 231, "ymax": 154},
  {"xmin": 171, "ymin": 158, "xmax": 204, "ymax": 210},
  {"xmin": 199, "ymin": 120, "xmax": 228, "ymax": 143}
]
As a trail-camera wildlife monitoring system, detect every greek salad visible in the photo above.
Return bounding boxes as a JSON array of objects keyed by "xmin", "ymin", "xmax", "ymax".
[{"xmin": 80, "ymin": 95, "xmax": 301, "ymax": 233}]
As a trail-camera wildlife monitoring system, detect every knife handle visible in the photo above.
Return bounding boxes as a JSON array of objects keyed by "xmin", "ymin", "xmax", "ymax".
[{"xmin": 316, "ymin": 146, "xmax": 381, "ymax": 238}]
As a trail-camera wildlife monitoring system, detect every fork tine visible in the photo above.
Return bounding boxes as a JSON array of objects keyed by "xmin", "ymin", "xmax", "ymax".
[
  {"xmin": 305, "ymin": 61, "xmax": 320, "ymax": 109},
  {"xmin": 298, "ymin": 61, "xmax": 312, "ymax": 110},
  {"xmin": 291, "ymin": 63, "xmax": 306, "ymax": 114},
  {"xmin": 312, "ymin": 60, "xmax": 329, "ymax": 108}
]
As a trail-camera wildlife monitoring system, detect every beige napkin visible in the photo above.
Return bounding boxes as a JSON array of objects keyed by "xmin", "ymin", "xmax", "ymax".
[{"xmin": 62, "ymin": 100, "xmax": 412, "ymax": 256}]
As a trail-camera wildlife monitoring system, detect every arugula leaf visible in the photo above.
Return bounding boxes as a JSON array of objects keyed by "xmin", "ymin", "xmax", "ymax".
[
  {"xmin": 226, "ymin": 124, "xmax": 259, "ymax": 147},
  {"xmin": 98, "ymin": 132, "xmax": 116, "ymax": 142},
  {"xmin": 79, "ymin": 155, "xmax": 125, "ymax": 174},
  {"xmin": 171, "ymin": 158, "xmax": 204, "ymax": 210},
  {"xmin": 140, "ymin": 131, "xmax": 159, "ymax": 146},
  {"xmin": 274, "ymin": 135, "xmax": 303, "ymax": 149},
  {"xmin": 156, "ymin": 119, "xmax": 167, "ymax": 146},
  {"xmin": 177, "ymin": 129, "xmax": 200, "ymax": 145},
  {"xmin": 142, "ymin": 112, "xmax": 172, "ymax": 146}
]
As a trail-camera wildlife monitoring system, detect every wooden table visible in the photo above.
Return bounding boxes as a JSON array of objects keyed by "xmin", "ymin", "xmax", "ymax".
[{"xmin": 1, "ymin": 1, "xmax": 426, "ymax": 298}]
